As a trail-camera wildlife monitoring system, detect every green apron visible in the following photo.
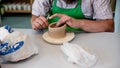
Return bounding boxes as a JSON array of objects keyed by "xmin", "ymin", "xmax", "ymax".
[{"xmin": 48, "ymin": 0, "xmax": 85, "ymax": 31}]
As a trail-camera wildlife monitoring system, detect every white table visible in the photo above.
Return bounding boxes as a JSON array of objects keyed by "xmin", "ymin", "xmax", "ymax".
[{"xmin": 1, "ymin": 29, "xmax": 120, "ymax": 68}]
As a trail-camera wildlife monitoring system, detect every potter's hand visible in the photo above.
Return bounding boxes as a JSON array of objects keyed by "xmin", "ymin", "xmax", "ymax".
[
  {"xmin": 31, "ymin": 16, "xmax": 48, "ymax": 30},
  {"xmin": 49, "ymin": 14, "xmax": 83, "ymax": 28},
  {"xmin": 0, "ymin": 40, "xmax": 2, "ymax": 44}
]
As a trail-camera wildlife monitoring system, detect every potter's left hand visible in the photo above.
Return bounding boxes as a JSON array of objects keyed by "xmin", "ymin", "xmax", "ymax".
[{"xmin": 49, "ymin": 14, "xmax": 84, "ymax": 28}]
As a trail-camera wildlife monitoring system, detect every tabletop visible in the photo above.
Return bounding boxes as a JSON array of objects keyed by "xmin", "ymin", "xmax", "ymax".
[{"xmin": 1, "ymin": 29, "xmax": 120, "ymax": 68}]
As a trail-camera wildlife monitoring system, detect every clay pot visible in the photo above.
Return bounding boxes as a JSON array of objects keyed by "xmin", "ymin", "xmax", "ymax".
[{"xmin": 48, "ymin": 23, "xmax": 66, "ymax": 39}]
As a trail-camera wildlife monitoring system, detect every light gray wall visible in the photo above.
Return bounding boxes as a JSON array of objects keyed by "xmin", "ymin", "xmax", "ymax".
[{"xmin": 114, "ymin": 0, "xmax": 120, "ymax": 32}]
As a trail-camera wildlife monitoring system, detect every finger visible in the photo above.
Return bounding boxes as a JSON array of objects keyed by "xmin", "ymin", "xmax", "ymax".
[
  {"xmin": 39, "ymin": 16, "xmax": 48, "ymax": 27},
  {"xmin": 49, "ymin": 13, "xmax": 62, "ymax": 19},
  {"xmin": 31, "ymin": 21, "xmax": 36, "ymax": 30},
  {"xmin": 66, "ymin": 21, "xmax": 72, "ymax": 27},
  {"xmin": 56, "ymin": 18, "xmax": 67, "ymax": 27},
  {"xmin": 35, "ymin": 18, "xmax": 46, "ymax": 28},
  {"xmin": 38, "ymin": 21, "xmax": 46, "ymax": 28},
  {"xmin": 32, "ymin": 25, "xmax": 36, "ymax": 30},
  {"xmin": 56, "ymin": 16, "xmax": 70, "ymax": 27},
  {"xmin": 31, "ymin": 21, "xmax": 39, "ymax": 30},
  {"xmin": 32, "ymin": 23, "xmax": 38, "ymax": 30},
  {"xmin": 34, "ymin": 22, "xmax": 42, "ymax": 29}
]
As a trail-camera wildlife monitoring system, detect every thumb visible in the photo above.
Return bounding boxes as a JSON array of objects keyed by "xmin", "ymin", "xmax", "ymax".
[
  {"xmin": 49, "ymin": 13, "xmax": 62, "ymax": 19},
  {"xmin": 66, "ymin": 21, "xmax": 72, "ymax": 27}
]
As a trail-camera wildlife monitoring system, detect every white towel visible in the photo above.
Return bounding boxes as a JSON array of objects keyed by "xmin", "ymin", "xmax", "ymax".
[
  {"xmin": 0, "ymin": 26, "xmax": 38, "ymax": 62},
  {"xmin": 61, "ymin": 42, "xmax": 97, "ymax": 68},
  {"xmin": 0, "ymin": 27, "xmax": 10, "ymax": 41}
]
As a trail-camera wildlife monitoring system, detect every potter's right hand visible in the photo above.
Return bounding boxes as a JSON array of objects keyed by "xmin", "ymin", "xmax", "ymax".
[{"xmin": 31, "ymin": 16, "xmax": 49, "ymax": 30}]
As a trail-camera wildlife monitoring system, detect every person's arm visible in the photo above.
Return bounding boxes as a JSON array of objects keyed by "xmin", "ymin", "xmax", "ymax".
[
  {"xmin": 75, "ymin": 19, "xmax": 114, "ymax": 32},
  {"xmin": 50, "ymin": 14, "xmax": 114, "ymax": 32},
  {"xmin": 31, "ymin": 15, "xmax": 48, "ymax": 30},
  {"xmin": 31, "ymin": 15, "xmax": 38, "ymax": 30},
  {"xmin": 31, "ymin": 0, "xmax": 52, "ymax": 30},
  {"xmin": 78, "ymin": 19, "xmax": 114, "ymax": 32},
  {"xmin": 80, "ymin": 0, "xmax": 114, "ymax": 32},
  {"xmin": 49, "ymin": 0, "xmax": 114, "ymax": 32}
]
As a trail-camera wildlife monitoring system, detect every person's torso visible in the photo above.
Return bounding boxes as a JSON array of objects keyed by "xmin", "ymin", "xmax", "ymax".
[
  {"xmin": 48, "ymin": 0, "xmax": 85, "ymax": 31},
  {"xmin": 49, "ymin": 0, "xmax": 94, "ymax": 19}
]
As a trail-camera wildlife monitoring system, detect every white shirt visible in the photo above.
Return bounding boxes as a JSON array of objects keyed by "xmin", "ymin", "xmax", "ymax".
[{"xmin": 32, "ymin": 0, "xmax": 113, "ymax": 20}]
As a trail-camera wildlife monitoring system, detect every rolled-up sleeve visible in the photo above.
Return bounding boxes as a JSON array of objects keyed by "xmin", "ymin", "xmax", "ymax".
[
  {"xmin": 93, "ymin": 0, "xmax": 113, "ymax": 20},
  {"xmin": 32, "ymin": 0, "xmax": 50, "ymax": 16}
]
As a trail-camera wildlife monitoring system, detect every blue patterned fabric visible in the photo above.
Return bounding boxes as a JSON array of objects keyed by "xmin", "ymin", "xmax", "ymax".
[
  {"xmin": 0, "ymin": 25, "xmax": 24, "ymax": 55},
  {"xmin": 4, "ymin": 25, "xmax": 14, "ymax": 33},
  {"xmin": 0, "ymin": 41, "xmax": 24, "ymax": 55}
]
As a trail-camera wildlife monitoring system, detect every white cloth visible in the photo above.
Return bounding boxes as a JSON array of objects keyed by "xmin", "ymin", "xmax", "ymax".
[
  {"xmin": 0, "ymin": 27, "xmax": 10, "ymax": 41},
  {"xmin": 1, "ymin": 31, "xmax": 38, "ymax": 62},
  {"xmin": 0, "ymin": 26, "xmax": 38, "ymax": 62},
  {"xmin": 32, "ymin": 0, "xmax": 113, "ymax": 20},
  {"xmin": 61, "ymin": 42, "xmax": 97, "ymax": 68}
]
